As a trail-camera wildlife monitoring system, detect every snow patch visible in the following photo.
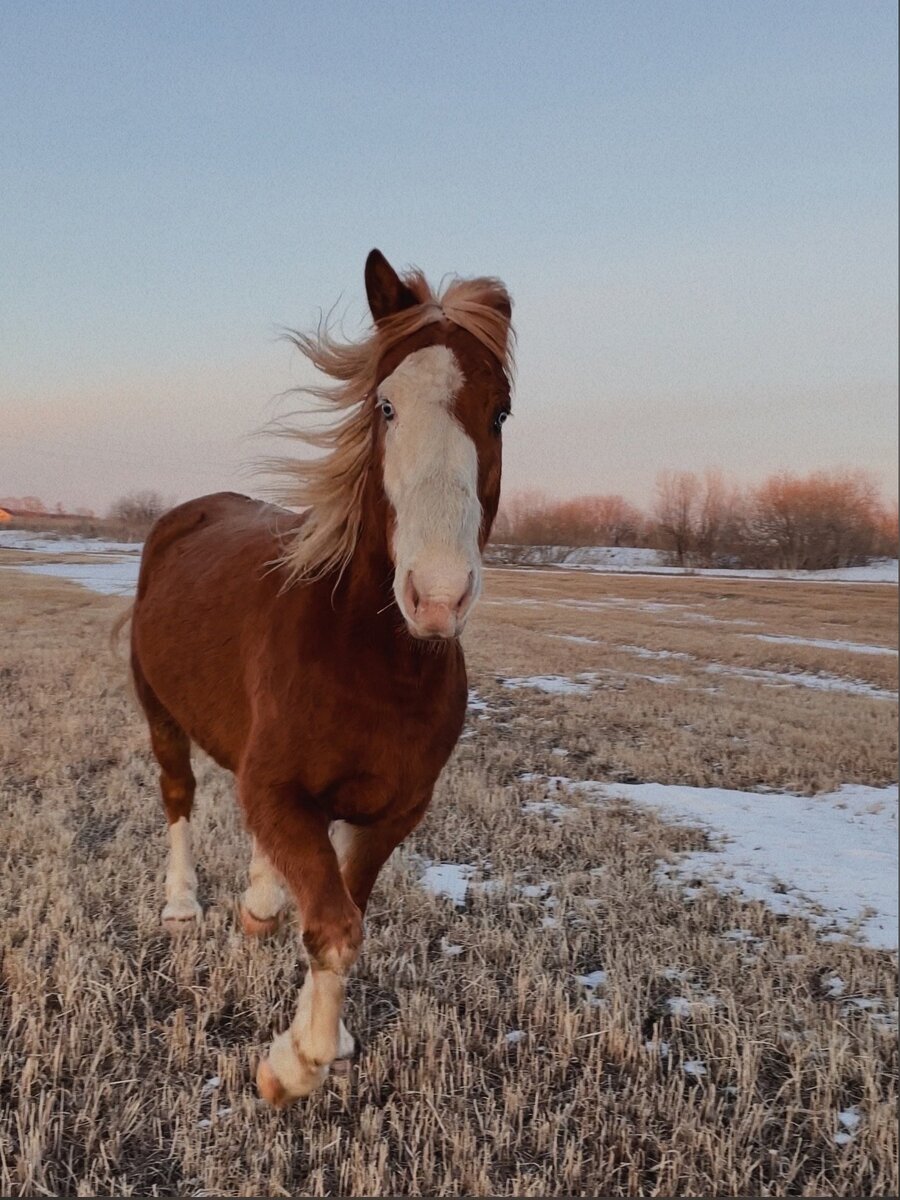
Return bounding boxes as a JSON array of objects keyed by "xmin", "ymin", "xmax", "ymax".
[
  {"xmin": 522, "ymin": 774, "xmax": 898, "ymax": 951},
  {"xmin": 683, "ymin": 1059, "xmax": 707, "ymax": 1077},
  {"xmin": 487, "ymin": 544, "xmax": 899, "ymax": 584},
  {"xmin": 502, "ymin": 673, "xmax": 596, "ymax": 696},
  {"xmin": 605, "ymin": 781, "xmax": 899, "ymax": 951},
  {"xmin": 703, "ymin": 661, "xmax": 897, "ymax": 702},
  {"xmin": 419, "ymin": 863, "xmax": 475, "ymax": 908},
  {"xmin": 6, "ymin": 559, "xmax": 141, "ymax": 596},
  {"xmin": 748, "ymin": 634, "xmax": 897, "ymax": 657},
  {"xmin": 0, "ymin": 530, "xmax": 142, "ymax": 555}
]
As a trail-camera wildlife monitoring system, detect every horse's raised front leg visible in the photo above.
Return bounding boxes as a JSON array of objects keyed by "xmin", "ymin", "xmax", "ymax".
[
  {"xmin": 239, "ymin": 836, "xmax": 289, "ymax": 937},
  {"xmin": 328, "ymin": 799, "xmax": 430, "ymax": 1066},
  {"xmin": 242, "ymin": 783, "xmax": 363, "ymax": 1107}
]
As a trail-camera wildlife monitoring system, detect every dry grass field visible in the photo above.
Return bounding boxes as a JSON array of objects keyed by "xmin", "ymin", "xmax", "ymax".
[{"xmin": 1, "ymin": 560, "xmax": 897, "ymax": 1196}]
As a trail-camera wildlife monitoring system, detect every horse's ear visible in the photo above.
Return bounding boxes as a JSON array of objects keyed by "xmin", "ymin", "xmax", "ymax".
[{"xmin": 365, "ymin": 249, "xmax": 419, "ymax": 323}]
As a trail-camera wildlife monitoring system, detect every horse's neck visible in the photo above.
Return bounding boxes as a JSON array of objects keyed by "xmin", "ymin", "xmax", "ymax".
[{"xmin": 322, "ymin": 505, "xmax": 461, "ymax": 680}]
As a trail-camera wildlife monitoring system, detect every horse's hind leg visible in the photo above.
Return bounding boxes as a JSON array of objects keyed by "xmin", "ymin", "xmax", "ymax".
[
  {"xmin": 133, "ymin": 659, "xmax": 202, "ymax": 931},
  {"xmin": 240, "ymin": 836, "xmax": 288, "ymax": 937}
]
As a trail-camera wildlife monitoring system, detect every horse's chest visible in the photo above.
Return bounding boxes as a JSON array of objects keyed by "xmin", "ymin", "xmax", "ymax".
[{"xmin": 267, "ymin": 665, "xmax": 466, "ymax": 818}]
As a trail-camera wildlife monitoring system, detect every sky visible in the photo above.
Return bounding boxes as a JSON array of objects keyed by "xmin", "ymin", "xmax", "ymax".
[{"xmin": 1, "ymin": 0, "xmax": 897, "ymax": 514}]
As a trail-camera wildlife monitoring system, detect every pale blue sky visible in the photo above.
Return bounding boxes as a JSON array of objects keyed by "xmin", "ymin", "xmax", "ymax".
[{"xmin": 1, "ymin": 0, "xmax": 897, "ymax": 511}]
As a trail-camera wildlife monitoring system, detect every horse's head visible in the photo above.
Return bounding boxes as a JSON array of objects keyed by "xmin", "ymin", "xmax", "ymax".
[{"xmin": 366, "ymin": 250, "xmax": 513, "ymax": 640}]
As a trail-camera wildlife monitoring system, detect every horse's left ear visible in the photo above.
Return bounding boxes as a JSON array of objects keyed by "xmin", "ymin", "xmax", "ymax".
[{"xmin": 365, "ymin": 249, "xmax": 419, "ymax": 324}]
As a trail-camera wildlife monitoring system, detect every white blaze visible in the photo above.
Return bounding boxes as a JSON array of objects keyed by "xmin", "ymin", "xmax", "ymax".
[{"xmin": 378, "ymin": 345, "xmax": 482, "ymax": 626}]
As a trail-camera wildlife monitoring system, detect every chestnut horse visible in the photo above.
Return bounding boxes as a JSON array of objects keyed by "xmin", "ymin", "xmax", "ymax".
[{"xmin": 128, "ymin": 250, "xmax": 514, "ymax": 1106}]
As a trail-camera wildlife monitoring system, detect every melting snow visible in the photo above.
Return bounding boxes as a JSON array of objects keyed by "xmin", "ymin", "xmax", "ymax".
[
  {"xmin": 683, "ymin": 1059, "xmax": 708, "ymax": 1077},
  {"xmin": 702, "ymin": 661, "xmax": 897, "ymax": 701},
  {"xmin": 419, "ymin": 863, "xmax": 475, "ymax": 908},
  {"xmin": 523, "ymin": 774, "xmax": 898, "ymax": 951},
  {"xmin": 823, "ymin": 974, "xmax": 846, "ymax": 998},
  {"xmin": 576, "ymin": 970, "xmax": 607, "ymax": 990},
  {"xmin": 666, "ymin": 997, "xmax": 692, "ymax": 1018},
  {"xmin": 604, "ymin": 781, "xmax": 899, "ymax": 951},
  {"xmin": 489, "ymin": 544, "xmax": 899, "ymax": 584},
  {"xmin": 0, "ymin": 530, "xmax": 142, "ymax": 555},
  {"xmin": 502, "ymin": 673, "xmax": 596, "ymax": 695},
  {"xmin": 6, "ymin": 559, "xmax": 142, "ymax": 596},
  {"xmin": 748, "ymin": 634, "xmax": 897, "ymax": 657}
]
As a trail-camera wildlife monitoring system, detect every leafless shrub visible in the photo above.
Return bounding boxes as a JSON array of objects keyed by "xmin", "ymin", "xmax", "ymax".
[
  {"xmin": 106, "ymin": 490, "xmax": 172, "ymax": 540},
  {"xmin": 494, "ymin": 471, "xmax": 895, "ymax": 572},
  {"xmin": 492, "ymin": 491, "xmax": 647, "ymax": 547}
]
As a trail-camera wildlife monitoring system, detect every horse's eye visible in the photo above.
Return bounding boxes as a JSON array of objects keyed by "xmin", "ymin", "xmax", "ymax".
[
  {"xmin": 378, "ymin": 399, "xmax": 395, "ymax": 421},
  {"xmin": 493, "ymin": 409, "xmax": 510, "ymax": 434}
]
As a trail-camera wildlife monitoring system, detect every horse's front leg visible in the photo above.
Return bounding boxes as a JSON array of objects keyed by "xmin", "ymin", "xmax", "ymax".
[
  {"xmin": 328, "ymin": 798, "xmax": 431, "ymax": 1061},
  {"xmin": 241, "ymin": 782, "xmax": 363, "ymax": 1107},
  {"xmin": 330, "ymin": 796, "xmax": 431, "ymax": 915}
]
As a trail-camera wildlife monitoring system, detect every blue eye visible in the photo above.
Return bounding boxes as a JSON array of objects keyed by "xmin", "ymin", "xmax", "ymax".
[
  {"xmin": 378, "ymin": 399, "xmax": 395, "ymax": 421},
  {"xmin": 493, "ymin": 409, "xmax": 510, "ymax": 434}
]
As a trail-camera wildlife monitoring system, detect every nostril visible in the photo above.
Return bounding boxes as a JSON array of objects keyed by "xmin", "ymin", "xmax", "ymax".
[
  {"xmin": 456, "ymin": 572, "xmax": 475, "ymax": 613},
  {"xmin": 404, "ymin": 572, "xmax": 421, "ymax": 614}
]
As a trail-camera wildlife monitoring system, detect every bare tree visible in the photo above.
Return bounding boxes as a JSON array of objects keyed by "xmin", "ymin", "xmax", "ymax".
[
  {"xmin": 743, "ymin": 470, "xmax": 884, "ymax": 569},
  {"xmin": 653, "ymin": 471, "xmax": 700, "ymax": 565},
  {"xmin": 107, "ymin": 491, "xmax": 171, "ymax": 539}
]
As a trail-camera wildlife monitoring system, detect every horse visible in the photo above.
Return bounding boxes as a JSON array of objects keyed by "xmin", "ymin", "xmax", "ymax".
[{"xmin": 127, "ymin": 249, "xmax": 514, "ymax": 1107}]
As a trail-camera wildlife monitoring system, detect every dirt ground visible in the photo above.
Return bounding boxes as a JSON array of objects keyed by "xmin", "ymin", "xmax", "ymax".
[{"xmin": 1, "ymin": 562, "xmax": 897, "ymax": 1196}]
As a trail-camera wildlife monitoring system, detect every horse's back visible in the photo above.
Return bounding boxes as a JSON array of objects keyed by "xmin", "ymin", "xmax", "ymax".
[{"xmin": 137, "ymin": 492, "xmax": 296, "ymax": 599}]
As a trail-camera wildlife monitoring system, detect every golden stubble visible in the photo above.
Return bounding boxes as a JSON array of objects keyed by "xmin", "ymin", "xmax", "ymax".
[{"xmin": 0, "ymin": 565, "xmax": 896, "ymax": 1197}]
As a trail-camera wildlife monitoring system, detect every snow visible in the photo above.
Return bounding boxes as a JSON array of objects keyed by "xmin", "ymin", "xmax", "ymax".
[
  {"xmin": 502, "ymin": 657, "xmax": 896, "ymax": 702},
  {"xmin": 502, "ymin": 673, "xmax": 596, "ymax": 695},
  {"xmin": 521, "ymin": 772, "xmax": 898, "ymax": 950},
  {"xmin": 702, "ymin": 661, "xmax": 897, "ymax": 702},
  {"xmin": 466, "ymin": 689, "xmax": 491, "ymax": 719},
  {"xmin": 823, "ymin": 974, "xmax": 846, "ymax": 998},
  {"xmin": 666, "ymin": 997, "xmax": 692, "ymax": 1017},
  {"xmin": 747, "ymin": 633, "xmax": 897, "ymax": 657},
  {"xmin": 0, "ymin": 529, "xmax": 143, "ymax": 596},
  {"xmin": 834, "ymin": 1107, "xmax": 863, "ymax": 1145},
  {"xmin": 0, "ymin": 530, "xmax": 142, "ymax": 555},
  {"xmin": 601, "ymin": 781, "xmax": 899, "ymax": 951},
  {"xmin": 645, "ymin": 1039, "xmax": 671, "ymax": 1059},
  {"xmin": 8, "ymin": 559, "xmax": 141, "ymax": 596},
  {"xmin": 576, "ymin": 969, "xmax": 607, "ymax": 990},
  {"xmin": 488, "ymin": 544, "xmax": 899, "ymax": 584},
  {"xmin": 619, "ymin": 645, "xmax": 694, "ymax": 662},
  {"xmin": 419, "ymin": 862, "xmax": 475, "ymax": 908}
]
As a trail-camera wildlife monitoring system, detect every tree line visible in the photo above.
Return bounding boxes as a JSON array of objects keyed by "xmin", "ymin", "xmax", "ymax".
[{"xmin": 491, "ymin": 469, "xmax": 898, "ymax": 570}]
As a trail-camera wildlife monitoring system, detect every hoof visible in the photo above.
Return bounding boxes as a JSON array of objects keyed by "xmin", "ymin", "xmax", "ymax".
[
  {"xmin": 257, "ymin": 1059, "xmax": 292, "ymax": 1109},
  {"xmin": 240, "ymin": 904, "xmax": 281, "ymax": 938},
  {"xmin": 257, "ymin": 1030, "xmax": 328, "ymax": 1107},
  {"xmin": 162, "ymin": 895, "xmax": 201, "ymax": 934}
]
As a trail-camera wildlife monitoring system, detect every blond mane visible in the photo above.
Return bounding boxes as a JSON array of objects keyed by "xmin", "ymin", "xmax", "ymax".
[{"xmin": 266, "ymin": 270, "xmax": 514, "ymax": 585}]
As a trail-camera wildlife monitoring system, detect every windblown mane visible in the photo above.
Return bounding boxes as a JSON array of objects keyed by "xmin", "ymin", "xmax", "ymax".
[{"xmin": 267, "ymin": 270, "xmax": 515, "ymax": 585}]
